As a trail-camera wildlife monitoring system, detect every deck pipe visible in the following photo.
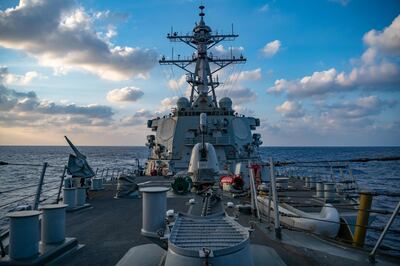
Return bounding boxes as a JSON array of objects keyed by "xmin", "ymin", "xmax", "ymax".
[
  {"xmin": 140, "ymin": 186, "xmax": 169, "ymax": 238},
  {"xmin": 353, "ymin": 191, "xmax": 373, "ymax": 247},
  {"xmin": 316, "ymin": 182, "xmax": 324, "ymax": 198},
  {"xmin": 40, "ymin": 204, "xmax": 67, "ymax": 244},
  {"xmin": 324, "ymin": 183, "xmax": 336, "ymax": 202},
  {"xmin": 76, "ymin": 187, "xmax": 87, "ymax": 206},
  {"xmin": 7, "ymin": 210, "xmax": 41, "ymax": 260},
  {"xmin": 63, "ymin": 187, "xmax": 77, "ymax": 209}
]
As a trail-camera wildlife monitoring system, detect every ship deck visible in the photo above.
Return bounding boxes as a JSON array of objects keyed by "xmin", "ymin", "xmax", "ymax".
[{"xmin": 57, "ymin": 177, "xmax": 399, "ymax": 266}]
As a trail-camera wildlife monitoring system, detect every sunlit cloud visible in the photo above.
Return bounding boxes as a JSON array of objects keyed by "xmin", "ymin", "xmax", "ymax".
[
  {"xmin": 106, "ymin": 87, "xmax": 144, "ymax": 103},
  {"xmin": 261, "ymin": 40, "xmax": 281, "ymax": 57},
  {"xmin": 0, "ymin": 0, "xmax": 158, "ymax": 81}
]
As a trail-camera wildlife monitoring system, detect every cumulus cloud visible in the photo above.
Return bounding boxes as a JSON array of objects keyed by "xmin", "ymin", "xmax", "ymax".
[
  {"xmin": 0, "ymin": 66, "xmax": 41, "ymax": 85},
  {"xmin": 259, "ymin": 95, "xmax": 399, "ymax": 145},
  {"xmin": 268, "ymin": 63, "xmax": 399, "ymax": 98},
  {"xmin": 0, "ymin": 0, "xmax": 158, "ymax": 81},
  {"xmin": 0, "ymin": 69, "xmax": 113, "ymax": 127},
  {"xmin": 167, "ymin": 75, "xmax": 187, "ymax": 91},
  {"xmin": 119, "ymin": 96, "xmax": 179, "ymax": 127},
  {"xmin": 261, "ymin": 40, "xmax": 281, "ymax": 57},
  {"xmin": 363, "ymin": 15, "xmax": 400, "ymax": 57},
  {"xmin": 268, "ymin": 15, "xmax": 400, "ymax": 98},
  {"xmin": 228, "ymin": 68, "xmax": 262, "ymax": 82},
  {"xmin": 218, "ymin": 86, "xmax": 257, "ymax": 104},
  {"xmin": 211, "ymin": 45, "xmax": 244, "ymax": 58},
  {"xmin": 318, "ymin": 95, "xmax": 396, "ymax": 119},
  {"xmin": 106, "ymin": 87, "xmax": 144, "ymax": 103},
  {"xmin": 120, "ymin": 109, "xmax": 153, "ymax": 127},
  {"xmin": 158, "ymin": 96, "xmax": 179, "ymax": 113},
  {"xmin": 275, "ymin": 101, "xmax": 305, "ymax": 118}
]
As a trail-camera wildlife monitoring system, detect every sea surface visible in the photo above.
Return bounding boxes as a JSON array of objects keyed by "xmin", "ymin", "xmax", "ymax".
[{"xmin": 0, "ymin": 146, "xmax": 399, "ymax": 255}]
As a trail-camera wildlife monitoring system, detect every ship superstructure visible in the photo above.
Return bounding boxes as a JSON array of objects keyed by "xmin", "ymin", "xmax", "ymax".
[{"xmin": 145, "ymin": 6, "xmax": 262, "ymax": 175}]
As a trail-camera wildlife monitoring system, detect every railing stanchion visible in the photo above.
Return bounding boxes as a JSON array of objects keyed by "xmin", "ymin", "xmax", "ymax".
[
  {"xmin": 56, "ymin": 166, "xmax": 67, "ymax": 203},
  {"xmin": 369, "ymin": 200, "xmax": 400, "ymax": 262},
  {"xmin": 249, "ymin": 162, "xmax": 260, "ymax": 221},
  {"xmin": 270, "ymin": 157, "xmax": 281, "ymax": 239},
  {"xmin": 32, "ymin": 162, "xmax": 48, "ymax": 210},
  {"xmin": 267, "ymin": 179, "xmax": 272, "ymax": 228}
]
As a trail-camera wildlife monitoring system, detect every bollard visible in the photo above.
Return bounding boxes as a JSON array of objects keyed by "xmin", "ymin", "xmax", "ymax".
[
  {"xmin": 7, "ymin": 210, "xmax": 41, "ymax": 260},
  {"xmin": 63, "ymin": 188, "xmax": 77, "ymax": 209},
  {"xmin": 72, "ymin": 177, "xmax": 81, "ymax": 187},
  {"xmin": 76, "ymin": 187, "xmax": 87, "ymax": 206},
  {"xmin": 309, "ymin": 177, "xmax": 316, "ymax": 190},
  {"xmin": 353, "ymin": 191, "xmax": 373, "ymax": 247},
  {"xmin": 40, "ymin": 204, "xmax": 67, "ymax": 244},
  {"xmin": 324, "ymin": 183, "xmax": 336, "ymax": 202},
  {"xmin": 316, "ymin": 182, "xmax": 324, "ymax": 198},
  {"xmin": 140, "ymin": 187, "xmax": 169, "ymax": 238},
  {"xmin": 91, "ymin": 178, "xmax": 103, "ymax": 190}
]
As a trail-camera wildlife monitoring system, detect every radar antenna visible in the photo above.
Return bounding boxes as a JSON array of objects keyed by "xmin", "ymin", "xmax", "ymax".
[{"xmin": 160, "ymin": 6, "xmax": 246, "ymax": 107}]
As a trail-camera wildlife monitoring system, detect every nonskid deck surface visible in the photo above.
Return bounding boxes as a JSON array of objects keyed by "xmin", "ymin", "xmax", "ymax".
[{"xmin": 58, "ymin": 178, "xmax": 396, "ymax": 266}]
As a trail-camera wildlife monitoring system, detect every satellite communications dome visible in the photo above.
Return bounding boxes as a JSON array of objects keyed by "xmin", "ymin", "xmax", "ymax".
[
  {"xmin": 219, "ymin": 97, "xmax": 233, "ymax": 110},
  {"xmin": 176, "ymin": 97, "xmax": 190, "ymax": 109}
]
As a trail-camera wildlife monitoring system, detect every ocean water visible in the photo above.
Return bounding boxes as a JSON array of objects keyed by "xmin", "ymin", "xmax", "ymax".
[{"xmin": 0, "ymin": 146, "xmax": 399, "ymax": 255}]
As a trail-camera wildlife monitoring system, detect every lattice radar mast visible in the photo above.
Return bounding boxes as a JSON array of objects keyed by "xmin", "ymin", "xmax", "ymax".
[{"xmin": 159, "ymin": 5, "xmax": 246, "ymax": 107}]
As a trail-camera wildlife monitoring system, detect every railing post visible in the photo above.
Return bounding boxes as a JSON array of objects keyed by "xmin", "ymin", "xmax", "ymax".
[
  {"xmin": 248, "ymin": 162, "xmax": 260, "ymax": 221},
  {"xmin": 32, "ymin": 162, "xmax": 48, "ymax": 210},
  {"xmin": 369, "ymin": 200, "xmax": 400, "ymax": 262},
  {"xmin": 270, "ymin": 157, "xmax": 281, "ymax": 239},
  {"xmin": 56, "ymin": 166, "xmax": 67, "ymax": 203},
  {"xmin": 330, "ymin": 165, "xmax": 335, "ymax": 183},
  {"xmin": 267, "ymin": 179, "xmax": 272, "ymax": 227}
]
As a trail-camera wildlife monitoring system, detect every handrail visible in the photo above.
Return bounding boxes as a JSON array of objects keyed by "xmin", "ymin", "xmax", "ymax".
[{"xmin": 259, "ymin": 160, "xmax": 400, "ymax": 256}]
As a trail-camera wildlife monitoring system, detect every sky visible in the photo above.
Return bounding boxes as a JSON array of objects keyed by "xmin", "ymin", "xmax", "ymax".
[{"xmin": 0, "ymin": 0, "xmax": 399, "ymax": 146}]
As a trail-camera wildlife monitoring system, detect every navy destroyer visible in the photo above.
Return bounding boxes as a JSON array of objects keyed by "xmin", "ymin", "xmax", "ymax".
[{"xmin": 145, "ymin": 5, "xmax": 262, "ymax": 177}]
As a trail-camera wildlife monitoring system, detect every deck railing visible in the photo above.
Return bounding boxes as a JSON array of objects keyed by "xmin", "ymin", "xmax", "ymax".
[
  {"xmin": 0, "ymin": 161, "xmax": 138, "ymax": 257},
  {"xmin": 256, "ymin": 158, "xmax": 400, "ymax": 259}
]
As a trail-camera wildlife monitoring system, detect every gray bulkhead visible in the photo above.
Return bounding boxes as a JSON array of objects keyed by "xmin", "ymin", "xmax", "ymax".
[{"xmin": 146, "ymin": 108, "xmax": 261, "ymax": 174}]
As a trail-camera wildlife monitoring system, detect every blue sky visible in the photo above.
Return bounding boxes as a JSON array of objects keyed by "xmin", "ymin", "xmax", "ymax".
[{"xmin": 0, "ymin": 0, "xmax": 399, "ymax": 145}]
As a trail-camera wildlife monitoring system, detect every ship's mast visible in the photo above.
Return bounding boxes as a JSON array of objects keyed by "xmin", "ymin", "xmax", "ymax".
[{"xmin": 160, "ymin": 5, "xmax": 246, "ymax": 107}]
